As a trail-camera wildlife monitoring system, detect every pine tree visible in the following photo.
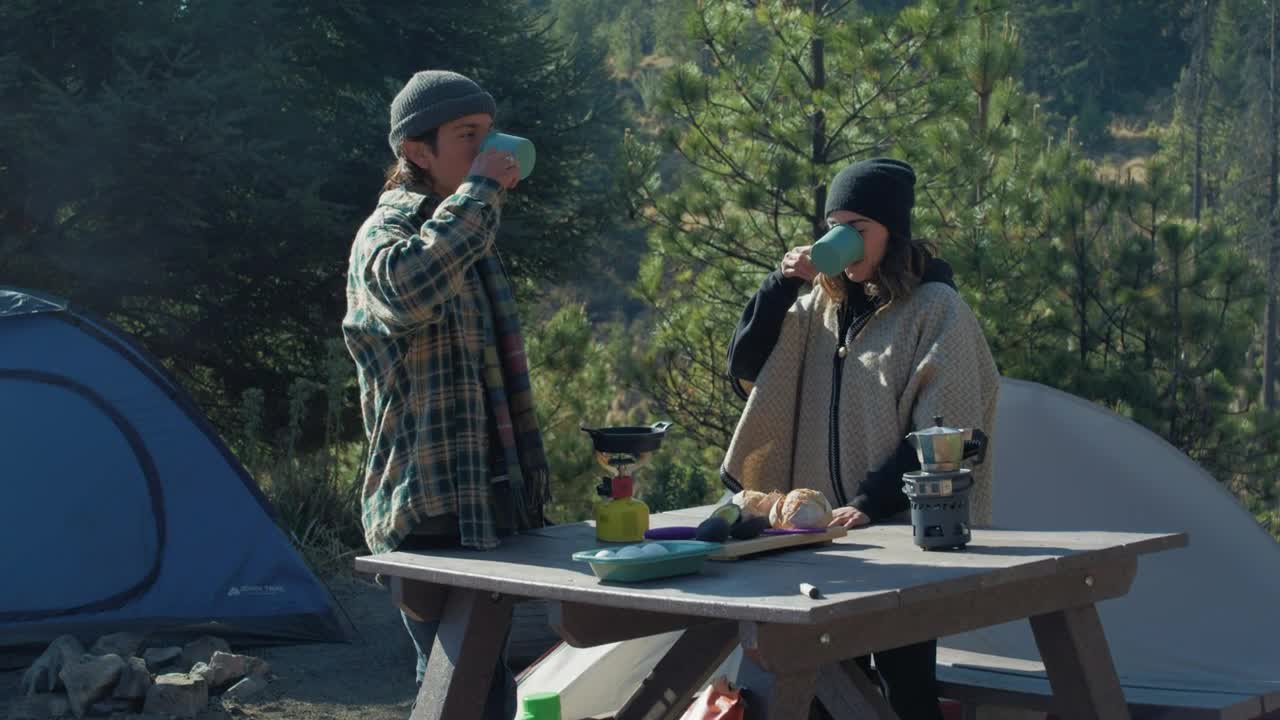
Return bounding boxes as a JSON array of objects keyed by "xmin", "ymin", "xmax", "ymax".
[
  {"xmin": 624, "ymin": 0, "xmax": 970, "ymax": 454},
  {"xmin": 623, "ymin": 0, "xmax": 1280, "ymax": 523},
  {"xmin": 1, "ymin": 0, "xmax": 624, "ymax": 442},
  {"xmin": 1010, "ymin": 0, "xmax": 1191, "ymax": 145}
]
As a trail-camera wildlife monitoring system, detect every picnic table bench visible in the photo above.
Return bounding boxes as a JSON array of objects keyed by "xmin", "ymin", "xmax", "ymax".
[
  {"xmin": 355, "ymin": 505, "xmax": 1186, "ymax": 720},
  {"xmin": 936, "ymin": 647, "xmax": 1280, "ymax": 720}
]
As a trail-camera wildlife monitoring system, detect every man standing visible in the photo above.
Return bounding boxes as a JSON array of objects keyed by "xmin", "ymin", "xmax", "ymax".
[{"xmin": 342, "ymin": 69, "xmax": 549, "ymax": 720}]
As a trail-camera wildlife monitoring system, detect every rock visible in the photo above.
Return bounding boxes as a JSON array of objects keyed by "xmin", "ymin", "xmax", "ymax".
[
  {"xmin": 189, "ymin": 661, "xmax": 211, "ymax": 684},
  {"xmin": 88, "ymin": 632, "xmax": 144, "ymax": 659},
  {"xmin": 21, "ymin": 635, "xmax": 86, "ymax": 695},
  {"xmin": 181, "ymin": 636, "xmax": 231, "ymax": 670},
  {"xmin": 143, "ymin": 674, "xmax": 208, "ymax": 719},
  {"xmin": 5, "ymin": 696, "xmax": 41, "ymax": 720},
  {"xmin": 7, "ymin": 693, "xmax": 62, "ymax": 720},
  {"xmin": 189, "ymin": 651, "xmax": 269, "ymax": 691},
  {"xmin": 89, "ymin": 697, "xmax": 136, "ymax": 715},
  {"xmin": 196, "ymin": 651, "xmax": 259, "ymax": 690},
  {"xmin": 221, "ymin": 674, "xmax": 268, "ymax": 702},
  {"xmin": 113, "ymin": 656, "xmax": 153, "ymax": 700},
  {"xmin": 58, "ymin": 653, "xmax": 126, "ymax": 718},
  {"xmin": 142, "ymin": 646, "xmax": 183, "ymax": 671}
]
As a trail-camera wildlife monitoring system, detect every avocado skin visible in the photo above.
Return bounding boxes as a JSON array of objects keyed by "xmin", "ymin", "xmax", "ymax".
[
  {"xmin": 730, "ymin": 515, "xmax": 770, "ymax": 540},
  {"xmin": 710, "ymin": 503, "xmax": 741, "ymax": 525},
  {"xmin": 695, "ymin": 516, "xmax": 732, "ymax": 542}
]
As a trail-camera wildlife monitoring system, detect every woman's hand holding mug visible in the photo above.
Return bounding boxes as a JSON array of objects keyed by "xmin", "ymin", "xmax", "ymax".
[{"xmin": 780, "ymin": 245, "xmax": 818, "ymax": 283}]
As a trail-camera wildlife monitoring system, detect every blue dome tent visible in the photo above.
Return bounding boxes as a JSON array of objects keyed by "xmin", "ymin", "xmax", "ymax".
[{"xmin": 0, "ymin": 287, "xmax": 348, "ymax": 655}]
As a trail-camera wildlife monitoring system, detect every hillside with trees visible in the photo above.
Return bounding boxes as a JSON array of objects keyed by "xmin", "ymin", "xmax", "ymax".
[
  {"xmin": 534, "ymin": 0, "xmax": 1280, "ymax": 532},
  {"xmin": 2, "ymin": 0, "xmax": 1275, "ymax": 561}
]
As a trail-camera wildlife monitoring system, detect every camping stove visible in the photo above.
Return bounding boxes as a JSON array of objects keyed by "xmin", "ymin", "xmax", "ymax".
[
  {"xmin": 902, "ymin": 468, "xmax": 976, "ymax": 550},
  {"xmin": 902, "ymin": 416, "xmax": 988, "ymax": 551},
  {"xmin": 581, "ymin": 422, "xmax": 671, "ymax": 542}
]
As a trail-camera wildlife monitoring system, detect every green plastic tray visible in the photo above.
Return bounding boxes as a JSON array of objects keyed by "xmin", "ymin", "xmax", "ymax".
[{"xmin": 571, "ymin": 540, "xmax": 719, "ymax": 583}]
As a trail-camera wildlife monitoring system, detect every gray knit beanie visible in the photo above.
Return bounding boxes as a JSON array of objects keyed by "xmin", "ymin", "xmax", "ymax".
[{"xmin": 388, "ymin": 70, "xmax": 497, "ymax": 156}]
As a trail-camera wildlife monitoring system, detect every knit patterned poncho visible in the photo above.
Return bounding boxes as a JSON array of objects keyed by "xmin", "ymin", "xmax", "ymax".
[{"xmin": 721, "ymin": 281, "xmax": 1001, "ymax": 526}]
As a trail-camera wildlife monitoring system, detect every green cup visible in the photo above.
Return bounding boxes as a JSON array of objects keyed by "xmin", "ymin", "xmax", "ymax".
[
  {"xmin": 480, "ymin": 131, "xmax": 536, "ymax": 180},
  {"xmin": 810, "ymin": 223, "xmax": 865, "ymax": 276},
  {"xmin": 518, "ymin": 691, "xmax": 561, "ymax": 720}
]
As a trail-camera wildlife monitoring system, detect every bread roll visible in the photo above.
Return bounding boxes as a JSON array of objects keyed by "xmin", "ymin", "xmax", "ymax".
[
  {"xmin": 769, "ymin": 488, "xmax": 834, "ymax": 529},
  {"xmin": 731, "ymin": 489, "xmax": 784, "ymax": 520}
]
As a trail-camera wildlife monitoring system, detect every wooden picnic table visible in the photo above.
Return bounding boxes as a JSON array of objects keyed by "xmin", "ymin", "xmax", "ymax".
[{"xmin": 355, "ymin": 505, "xmax": 1186, "ymax": 720}]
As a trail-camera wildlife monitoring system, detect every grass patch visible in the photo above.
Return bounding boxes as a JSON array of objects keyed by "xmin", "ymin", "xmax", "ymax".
[
  {"xmin": 252, "ymin": 445, "xmax": 366, "ymax": 579},
  {"xmin": 233, "ymin": 340, "xmax": 370, "ymax": 579}
]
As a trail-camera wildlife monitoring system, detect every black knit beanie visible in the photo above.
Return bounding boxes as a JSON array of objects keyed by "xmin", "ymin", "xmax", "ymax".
[
  {"xmin": 388, "ymin": 70, "xmax": 497, "ymax": 156},
  {"xmin": 824, "ymin": 158, "xmax": 917, "ymax": 240}
]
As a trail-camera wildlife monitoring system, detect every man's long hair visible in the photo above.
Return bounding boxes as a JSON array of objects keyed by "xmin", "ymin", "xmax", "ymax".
[{"xmin": 382, "ymin": 128, "xmax": 439, "ymax": 192}]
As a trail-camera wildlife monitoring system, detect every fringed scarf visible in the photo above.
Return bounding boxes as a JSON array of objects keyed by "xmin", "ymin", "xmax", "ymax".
[{"xmin": 476, "ymin": 251, "xmax": 550, "ymax": 532}]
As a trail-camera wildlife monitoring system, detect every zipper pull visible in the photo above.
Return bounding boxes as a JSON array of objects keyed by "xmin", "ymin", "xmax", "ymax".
[{"xmin": 837, "ymin": 346, "xmax": 848, "ymax": 359}]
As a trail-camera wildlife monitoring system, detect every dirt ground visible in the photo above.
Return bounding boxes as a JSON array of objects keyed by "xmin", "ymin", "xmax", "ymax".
[
  {"xmin": 2, "ymin": 576, "xmax": 425, "ymax": 720},
  {"xmin": 223, "ymin": 575, "xmax": 420, "ymax": 720}
]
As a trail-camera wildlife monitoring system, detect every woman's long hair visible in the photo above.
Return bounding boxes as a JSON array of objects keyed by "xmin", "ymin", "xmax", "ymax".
[
  {"xmin": 817, "ymin": 232, "xmax": 936, "ymax": 305},
  {"xmin": 382, "ymin": 128, "xmax": 439, "ymax": 192}
]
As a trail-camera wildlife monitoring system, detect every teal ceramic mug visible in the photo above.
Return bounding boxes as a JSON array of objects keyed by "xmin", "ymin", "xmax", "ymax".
[
  {"xmin": 810, "ymin": 223, "xmax": 865, "ymax": 276},
  {"xmin": 479, "ymin": 131, "xmax": 536, "ymax": 180}
]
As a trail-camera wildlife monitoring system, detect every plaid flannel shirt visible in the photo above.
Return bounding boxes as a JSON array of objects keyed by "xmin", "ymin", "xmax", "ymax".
[{"xmin": 342, "ymin": 177, "xmax": 509, "ymax": 554}]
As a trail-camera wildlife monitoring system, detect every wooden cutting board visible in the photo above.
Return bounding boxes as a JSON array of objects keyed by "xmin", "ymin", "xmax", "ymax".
[{"xmin": 707, "ymin": 526, "xmax": 847, "ymax": 561}]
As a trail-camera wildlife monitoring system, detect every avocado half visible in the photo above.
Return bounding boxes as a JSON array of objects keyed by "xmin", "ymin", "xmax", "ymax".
[
  {"xmin": 730, "ymin": 515, "xmax": 770, "ymax": 540},
  {"xmin": 695, "ymin": 516, "xmax": 731, "ymax": 542}
]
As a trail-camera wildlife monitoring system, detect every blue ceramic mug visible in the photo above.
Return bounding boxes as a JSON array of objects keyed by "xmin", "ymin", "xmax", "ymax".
[
  {"xmin": 479, "ymin": 131, "xmax": 536, "ymax": 180},
  {"xmin": 810, "ymin": 223, "xmax": 865, "ymax": 276}
]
